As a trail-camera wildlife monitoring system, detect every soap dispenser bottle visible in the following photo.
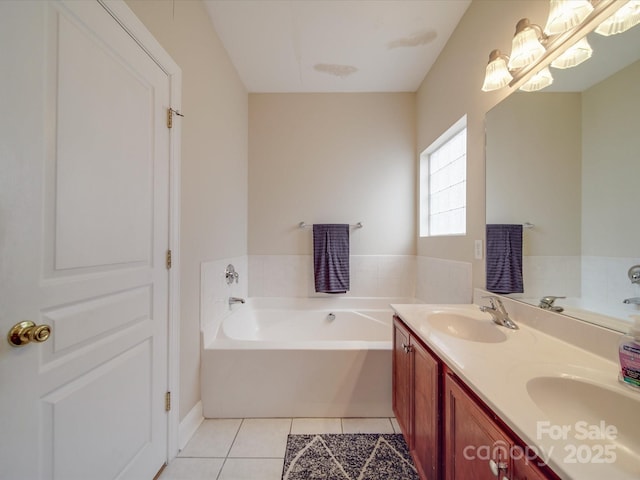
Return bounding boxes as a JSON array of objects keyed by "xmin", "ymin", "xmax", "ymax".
[{"xmin": 619, "ymin": 317, "xmax": 640, "ymax": 389}]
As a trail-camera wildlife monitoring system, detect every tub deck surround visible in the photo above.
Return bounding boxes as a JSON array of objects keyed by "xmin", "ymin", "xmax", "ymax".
[
  {"xmin": 201, "ymin": 297, "xmax": 417, "ymax": 419},
  {"xmin": 391, "ymin": 301, "xmax": 639, "ymax": 480}
]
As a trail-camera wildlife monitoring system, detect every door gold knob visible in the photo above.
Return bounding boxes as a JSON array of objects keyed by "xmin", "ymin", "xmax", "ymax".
[{"xmin": 7, "ymin": 321, "xmax": 51, "ymax": 347}]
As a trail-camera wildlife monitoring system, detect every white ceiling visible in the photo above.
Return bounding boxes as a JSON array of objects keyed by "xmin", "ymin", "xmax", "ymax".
[{"xmin": 203, "ymin": 0, "xmax": 471, "ymax": 93}]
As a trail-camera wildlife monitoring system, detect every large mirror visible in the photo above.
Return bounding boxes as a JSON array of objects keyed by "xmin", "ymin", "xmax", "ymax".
[{"xmin": 485, "ymin": 24, "xmax": 640, "ymax": 332}]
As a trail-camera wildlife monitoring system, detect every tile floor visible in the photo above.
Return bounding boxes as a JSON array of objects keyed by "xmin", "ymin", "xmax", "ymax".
[{"xmin": 160, "ymin": 417, "xmax": 401, "ymax": 480}]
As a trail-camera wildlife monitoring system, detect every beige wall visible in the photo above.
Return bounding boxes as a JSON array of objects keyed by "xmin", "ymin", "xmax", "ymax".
[
  {"xmin": 582, "ymin": 60, "xmax": 640, "ymax": 257},
  {"xmin": 416, "ymin": 0, "xmax": 549, "ymax": 288},
  {"xmin": 248, "ymin": 93, "xmax": 416, "ymax": 256},
  {"xmin": 486, "ymin": 92, "xmax": 582, "ymax": 256},
  {"xmin": 125, "ymin": 0, "xmax": 248, "ymax": 420}
]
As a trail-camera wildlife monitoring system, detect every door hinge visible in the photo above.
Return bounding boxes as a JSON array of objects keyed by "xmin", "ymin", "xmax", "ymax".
[
  {"xmin": 167, "ymin": 108, "xmax": 184, "ymax": 129},
  {"xmin": 165, "ymin": 391, "xmax": 171, "ymax": 412},
  {"xmin": 166, "ymin": 249, "xmax": 172, "ymax": 269}
]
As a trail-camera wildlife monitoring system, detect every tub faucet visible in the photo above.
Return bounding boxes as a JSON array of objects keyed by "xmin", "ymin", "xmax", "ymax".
[
  {"xmin": 479, "ymin": 296, "xmax": 519, "ymax": 330},
  {"xmin": 623, "ymin": 297, "xmax": 640, "ymax": 305},
  {"xmin": 538, "ymin": 295, "xmax": 566, "ymax": 312},
  {"xmin": 229, "ymin": 296, "xmax": 245, "ymax": 306}
]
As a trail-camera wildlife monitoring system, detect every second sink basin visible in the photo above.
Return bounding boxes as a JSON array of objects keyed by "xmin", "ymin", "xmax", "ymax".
[
  {"xmin": 427, "ymin": 311, "xmax": 507, "ymax": 343},
  {"xmin": 527, "ymin": 375, "xmax": 640, "ymax": 475}
]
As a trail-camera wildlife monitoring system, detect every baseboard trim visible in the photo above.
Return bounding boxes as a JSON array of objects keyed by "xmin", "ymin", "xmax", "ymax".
[{"xmin": 178, "ymin": 401, "xmax": 204, "ymax": 451}]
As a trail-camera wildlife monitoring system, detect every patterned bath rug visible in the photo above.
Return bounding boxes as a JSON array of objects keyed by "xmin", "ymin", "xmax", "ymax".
[{"xmin": 281, "ymin": 433, "xmax": 419, "ymax": 480}]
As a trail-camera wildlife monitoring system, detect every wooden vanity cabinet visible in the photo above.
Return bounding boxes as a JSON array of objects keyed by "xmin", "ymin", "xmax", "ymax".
[
  {"xmin": 444, "ymin": 369, "xmax": 558, "ymax": 480},
  {"xmin": 393, "ymin": 316, "xmax": 558, "ymax": 480},
  {"xmin": 393, "ymin": 317, "xmax": 412, "ymax": 439},
  {"xmin": 393, "ymin": 316, "xmax": 440, "ymax": 480},
  {"xmin": 444, "ymin": 370, "xmax": 512, "ymax": 480}
]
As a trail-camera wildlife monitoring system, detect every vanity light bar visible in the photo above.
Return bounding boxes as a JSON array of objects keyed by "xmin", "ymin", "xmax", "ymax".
[{"xmin": 482, "ymin": 0, "xmax": 627, "ymax": 92}]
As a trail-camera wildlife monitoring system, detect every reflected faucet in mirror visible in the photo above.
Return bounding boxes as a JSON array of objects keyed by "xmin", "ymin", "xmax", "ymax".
[{"xmin": 539, "ymin": 296, "xmax": 565, "ymax": 312}]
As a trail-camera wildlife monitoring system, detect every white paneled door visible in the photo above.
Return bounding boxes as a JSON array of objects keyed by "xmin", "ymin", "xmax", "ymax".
[{"xmin": 0, "ymin": 1, "xmax": 177, "ymax": 479}]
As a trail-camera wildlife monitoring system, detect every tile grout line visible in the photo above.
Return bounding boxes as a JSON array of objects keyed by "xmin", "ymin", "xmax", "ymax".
[
  {"xmin": 215, "ymin": 418, "xmax": 245, "ymax": 480},
  {"xmin": 227, "ymin": 418, "xmax": 245, "ymax": 457}
]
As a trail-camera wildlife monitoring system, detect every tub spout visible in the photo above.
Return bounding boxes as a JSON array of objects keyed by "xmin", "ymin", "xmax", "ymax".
[{"xmin": 229, "ymin": 296, "xmax": 245, "ymax": 306}]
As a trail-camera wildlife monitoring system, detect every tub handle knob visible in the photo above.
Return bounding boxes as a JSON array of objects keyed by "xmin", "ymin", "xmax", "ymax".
[{"xmin": 225, "ymin": 264, "xmax": 239, "ymax": 285}]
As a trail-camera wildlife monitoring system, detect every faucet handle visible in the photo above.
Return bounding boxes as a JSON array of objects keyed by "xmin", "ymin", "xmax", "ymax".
[
  {"xmin": 481, "ymin": 295, "xmax": 500, "ymax": 309},
  {"xmin": 539, "ymin": 295, "xmax": 565, "ymax": 307},
  {"xmin": 225, "ymin": 264, "xmax": 239, "ymax": 285}
]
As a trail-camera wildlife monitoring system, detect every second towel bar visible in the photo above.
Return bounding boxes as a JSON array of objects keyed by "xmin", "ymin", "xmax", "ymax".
[{"xmin": 299, "ymin": 222, "xmax": 363, "ymax": 229}]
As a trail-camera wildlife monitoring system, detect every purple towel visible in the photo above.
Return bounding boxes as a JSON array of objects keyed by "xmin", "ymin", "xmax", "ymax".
[
  {"xmin": 313, "ymin": 224, "xmax": 350, "ymax": 294},
  {"xmin": 486, "ymin": 224, "xmax": 524, "ymax": 294}
]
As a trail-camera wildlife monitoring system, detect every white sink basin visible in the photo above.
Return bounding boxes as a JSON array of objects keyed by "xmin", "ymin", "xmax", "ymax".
[
  {"xmin": 527, "ymin": 375, "xmax": 640, "ymax": 475},
  {"xmin": 427, "ymin": 312, "xmax": 507, "ymax": 343}
]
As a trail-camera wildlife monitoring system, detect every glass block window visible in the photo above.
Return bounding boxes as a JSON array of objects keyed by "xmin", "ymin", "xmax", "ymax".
[{"xmin": 420, "ymin": 116, "xmax": 467, "ymax": 237}]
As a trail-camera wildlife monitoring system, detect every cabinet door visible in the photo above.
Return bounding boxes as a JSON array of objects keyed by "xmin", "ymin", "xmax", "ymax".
[
  {"xmin": 444, "ymin": 372, "xmax": 512, "ymax": 480},
  {"xmin": 412, "ymin": 339, "xmax": 440, "ymax": 480},
  {"xmin": 393, "ymin": 317, "xmax": 412, "ymax": 442}
]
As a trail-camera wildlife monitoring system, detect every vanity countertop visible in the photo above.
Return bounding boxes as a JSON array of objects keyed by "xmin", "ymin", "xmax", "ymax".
[{"xmin": 390, "ymin": 301, "xmax": 640, "ymax": 480}]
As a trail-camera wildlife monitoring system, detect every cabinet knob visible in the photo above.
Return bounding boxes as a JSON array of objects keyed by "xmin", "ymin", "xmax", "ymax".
[
  {"xmin": 401, "ymin": 343, "xmax": 412, "ymax": 353},
  {"xmin": 489, "ymin": 459, "xmax": 508, "ymax": 477}
]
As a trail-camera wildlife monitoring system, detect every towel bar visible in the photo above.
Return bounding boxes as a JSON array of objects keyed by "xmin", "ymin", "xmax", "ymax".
[{"xmin": 299, "ymin": 222, "xmax": 363, "ymax": 229}]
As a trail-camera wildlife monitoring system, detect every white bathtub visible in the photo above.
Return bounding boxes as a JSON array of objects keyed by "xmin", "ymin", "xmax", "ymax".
[{"xmin": 201, "ymin": 297, "xmax": 416, "ymax": 418}]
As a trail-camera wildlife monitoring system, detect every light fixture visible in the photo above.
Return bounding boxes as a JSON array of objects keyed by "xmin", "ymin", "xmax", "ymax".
[
  {"xmin": 544, "ymin": 0, "xmax": 594, "ymax": 35},
  {"xmin": 481, "ymin": 50, "xmax": 513, "ymax": 92},
  {"xmin": 481, "ymin": 0, "xmax": 640, "ymax": 93},
  {"xmin": 508, "ymin": 19, "xmax": 547, "ymax": 70},
  {"xmin": 519, "ymin": 67, "xmax": 554, "ymax": 92},
  {"xmin": 550, "ymin": 36, "xmax": 593, "ymax": 68},
  {"xmin": 595, "ymin": 0, "xmax": 640, "ymax": 36}
]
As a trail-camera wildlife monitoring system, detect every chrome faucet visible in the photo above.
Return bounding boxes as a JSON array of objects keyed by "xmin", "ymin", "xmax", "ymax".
[
  {"xmin": 229, "ymin": 296, "xmax": 245, "ymax": 306},
  {"xmin": 623, "ymin": 297, "xmax": 640, "ymax": 305},
  {"xmin": 538, "ymin": 295, "xmax": 566, "ymax": 312},
  {"xmin": 479, "ymin": 296, "xmax": 519, "ymax": 330}
]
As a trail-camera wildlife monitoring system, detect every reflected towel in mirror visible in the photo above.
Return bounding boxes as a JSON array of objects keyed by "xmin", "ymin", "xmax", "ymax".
[{"xmin": 486, "ymin": 224, "xmax": 524, "ymax": 294}]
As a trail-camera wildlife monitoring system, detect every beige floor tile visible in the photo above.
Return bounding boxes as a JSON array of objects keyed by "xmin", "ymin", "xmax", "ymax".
[
  {"xmin": 218, "ymin": 458, "xmax": 285, "ymax": 480},
  {"xmin": 341, "ymin": 417, "xmax": 394, "ymax": 434},
  {"xmin": 179, "ymin": 418, "xmax": 243, "ymax": 458},
  {"xmin": 228, "ymin": 418, "xmax": 292, "ymax": 458},
  {"xmin": 158, "ymin": 458, "xmax": 225, "ymax": 480}
]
